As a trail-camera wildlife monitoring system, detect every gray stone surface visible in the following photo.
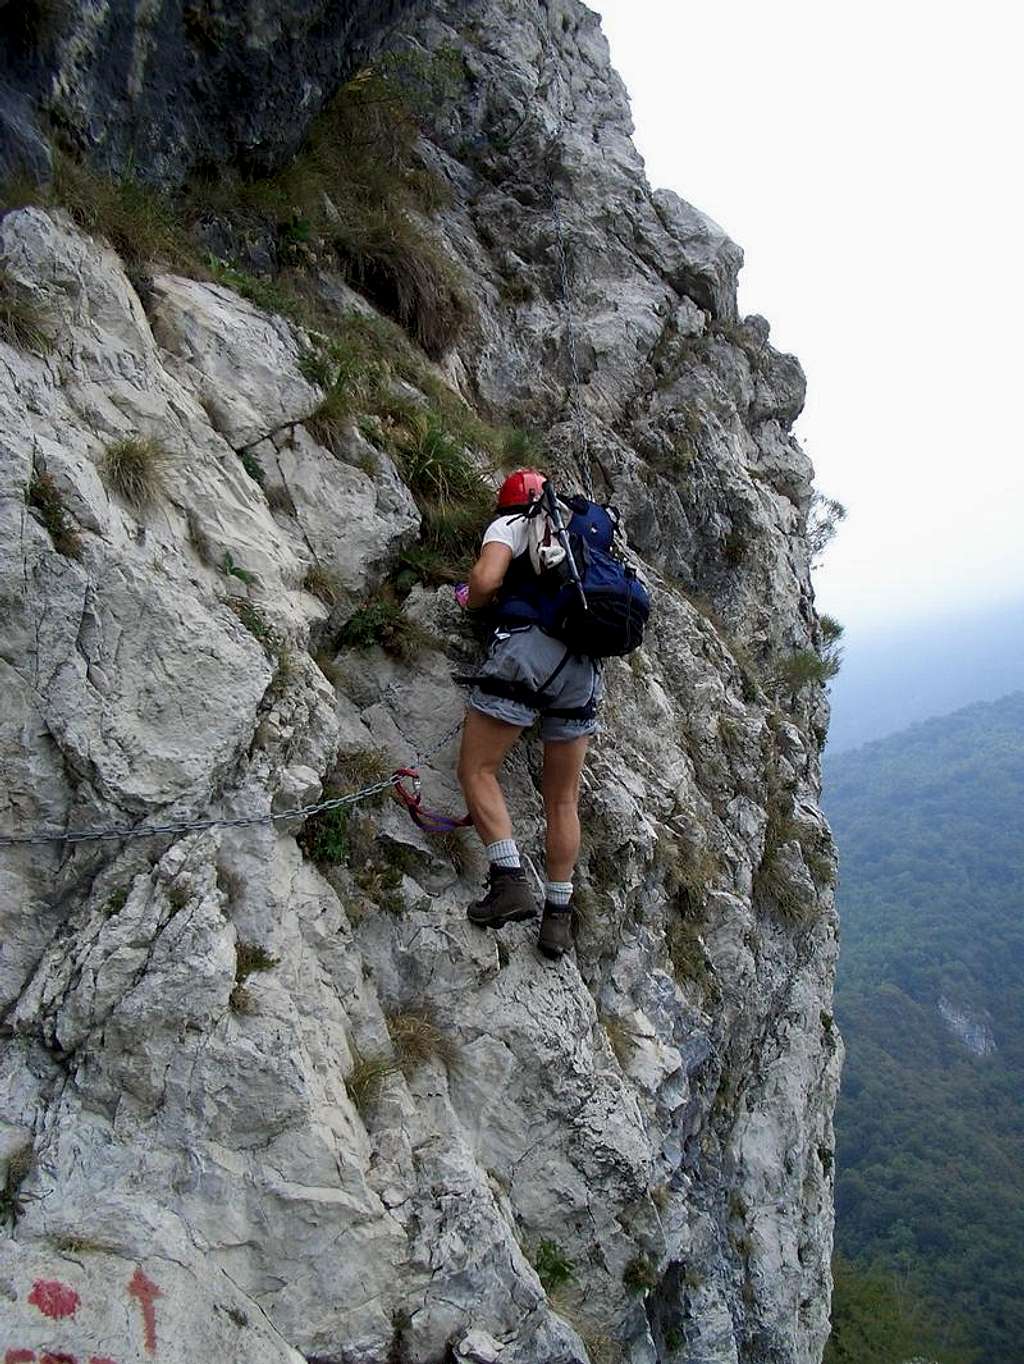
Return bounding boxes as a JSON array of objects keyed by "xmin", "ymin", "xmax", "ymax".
[{"xmin": 0, "ymin": 4, "xmax": 842, "ymax": 1363}]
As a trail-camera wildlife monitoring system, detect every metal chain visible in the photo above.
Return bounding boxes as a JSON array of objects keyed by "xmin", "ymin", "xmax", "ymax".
[{"xmin": 0, "ymin": 718, "xmax": 466, "ymax": 849}]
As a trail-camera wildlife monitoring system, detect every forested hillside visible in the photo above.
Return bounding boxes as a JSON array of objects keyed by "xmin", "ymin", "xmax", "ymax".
[{"xmin": 824, "ymin": 692, "xmax": 1024, "ymax": 1363}]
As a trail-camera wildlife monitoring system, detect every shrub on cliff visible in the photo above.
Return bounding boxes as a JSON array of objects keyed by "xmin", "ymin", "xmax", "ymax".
[{"xmin": 26, "ymin": 471, "xmax": 80, "ymax": 558}]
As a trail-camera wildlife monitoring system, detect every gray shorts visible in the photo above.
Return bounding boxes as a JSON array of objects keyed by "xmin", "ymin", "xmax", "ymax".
[{"xmin": 468, "ymin": 625, "xmax": 602, "ymax": 742}]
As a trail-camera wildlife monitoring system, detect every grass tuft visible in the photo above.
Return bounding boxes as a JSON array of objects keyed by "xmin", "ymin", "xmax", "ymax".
[
  {"xmin": 235, "ymin": 941, "xmax": 279, "ymax": 982},
  {"xmin": 622, "ymin": 1252, "xmax": 659, "ymax": 1295},
  {"xmin": 297, "ymin": 792, "xmax": 351, "ymax": 866},
  {"xmin": 52, "ymin": 154, "xmax": 189, "ymax": 268},
  {"xmin": 773, "ymin": 648, "xmax": 841, "ymax": 695},
  {"xmin": 27, "ymin": 471, "xmax": 81, "ymax": 558},
  {"xmin": 346, "ymin": 1047, "xmax": 400, "ymax": 1114},
  {"xmin": 0, "ymin": 268, "xmax": 52, "ymax": 352},
  {"xmin": 334, "ymin": 746, "xmax": 394, "ymax": 798},
  {"xmin": 547, "ymin": 1287, "xmax": 623, "ymax": 1364},
  {"xmin": 386, "ymin": 1008, "xmax": 460, "ymax": 1076},
  {"xmin": 355, "ymin": 863, "xmax": 405, "ymax": 916},
  {"xmin": 337, "ymin": 594, "xmax": 436, "ymax": 663},
  {"xmin": 229, "ymin": 983, "xmax": 256, "ymax": 1014},
  {"xmin": 303, "ymin": 563, "xmax": 341, "ymax": 607},
  {"xmin": 220, "ymin": 549, "xmax": 259, "ymax": 586},
  {"xmin": 238, "ymin": 448, "xmax": 265, "ymax": 484},
  {"xmin": 333, "ymin": 206, "xmax": 473, "ymax": 360},
  {"xmin": 100, "ymin": 436, "xmax": 169, "ymax": 510},
  {"xmin": 0, "ymin": 1144, "xmax": 35, "ymax": 1224},
  {"xmin": 224, "ymin": 598, "xmax": 278, "ymax": 651},
  {"xmin": 533, "ymin": 1240, "xmax": 575, "ymax": 1293}
]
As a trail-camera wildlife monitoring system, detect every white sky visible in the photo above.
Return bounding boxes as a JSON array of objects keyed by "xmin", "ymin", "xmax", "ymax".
[{"xmin": 588, "ymin": 0, "xmax": 1024, "ymax": 631}]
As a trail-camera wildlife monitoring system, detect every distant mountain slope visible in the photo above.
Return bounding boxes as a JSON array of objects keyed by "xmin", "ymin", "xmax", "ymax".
[
  {"xmin": 825, "ymin": 599, "xmax": 1024, "ymax": 752},
  {"xmin": 823, "ymin": 693, "xmax": 1024, "ymax": 1364}
]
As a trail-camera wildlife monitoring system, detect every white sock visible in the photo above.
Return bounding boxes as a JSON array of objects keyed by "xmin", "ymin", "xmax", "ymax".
[
  {"xmin": 487, "ymin": 839, "xmax": 520, "ymax": 869},
  {"xmin": 545, "ymin": 879, "xmax": 573, "ymax": 907}
]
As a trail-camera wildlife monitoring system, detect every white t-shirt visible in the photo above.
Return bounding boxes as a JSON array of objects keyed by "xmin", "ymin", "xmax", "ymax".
[{"xmin": 482, "ymin": 513, "xmax": 530, "ymax": 559}]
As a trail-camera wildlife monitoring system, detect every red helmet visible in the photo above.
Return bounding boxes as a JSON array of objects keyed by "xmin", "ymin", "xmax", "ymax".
[{"xmin": 497, "ymin": 468, "xmax": 546, "ymax": 509}]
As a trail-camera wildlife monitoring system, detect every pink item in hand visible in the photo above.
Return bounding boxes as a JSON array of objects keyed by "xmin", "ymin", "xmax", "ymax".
[{"xmin": 454, "ymin": 583, "xmax": 470, "ymax": 608}]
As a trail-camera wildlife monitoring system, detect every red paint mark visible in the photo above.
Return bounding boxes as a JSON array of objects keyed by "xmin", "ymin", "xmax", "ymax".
[
  {"xmin": 27, "ymin": 1280, "xmax": 80, "ymax": 1320},
  {"xmin": 40, "ymin": 1355, "xmax": 76, "ymax": 1364},
  {"xmin": 6, "ymin": 1350, "xmax": 36, "ymax": 1363},
  {"xmin": 127, "ymin": 1266, "xmax": 162, "ymax": 1354}
]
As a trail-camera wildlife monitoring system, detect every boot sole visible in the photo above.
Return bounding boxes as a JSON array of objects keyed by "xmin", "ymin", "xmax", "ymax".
[{"xmin": 467, "ymin": 906, "xmax": 538, "ymax": 928}]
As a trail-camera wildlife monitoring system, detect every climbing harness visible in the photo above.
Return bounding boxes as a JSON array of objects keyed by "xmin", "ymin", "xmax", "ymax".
[{"xmin": 0, "ymin": 718, "xmax": 467, "ymax": 848}]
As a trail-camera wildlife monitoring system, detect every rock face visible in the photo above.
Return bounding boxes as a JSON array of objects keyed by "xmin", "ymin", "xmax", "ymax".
[
  {"xmin": 937, "ymin": 997, "xmax": 996, "ymax": 1058},
  {"xmin": 0, "ymin": 0, "xmax": 426, "ymax": 183},
  {"xmin": 0, "ymin": 4, "xmax": 842, "ymax": 1364}
]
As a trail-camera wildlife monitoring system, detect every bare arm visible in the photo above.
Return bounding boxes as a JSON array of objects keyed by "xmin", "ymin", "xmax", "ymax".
[{"xmin": 467, "ymin": 542, "xmax": 513, "ymax": 610}]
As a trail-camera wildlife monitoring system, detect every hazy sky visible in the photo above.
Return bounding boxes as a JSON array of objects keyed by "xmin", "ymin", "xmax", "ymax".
[{"xmin": 588, "ymin": 0, "xmax": 1023, "ymax": 632}]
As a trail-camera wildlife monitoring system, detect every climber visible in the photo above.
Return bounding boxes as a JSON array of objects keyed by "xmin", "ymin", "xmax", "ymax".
[{"xmin": 455, "ymin": 468, "xmax": 602, "ymax": 960}]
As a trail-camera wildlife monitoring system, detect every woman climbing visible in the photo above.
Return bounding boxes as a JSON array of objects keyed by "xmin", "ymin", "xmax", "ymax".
[{"xmin": 456, "ymin": 467, "xmax": 626, "ymax": 960}]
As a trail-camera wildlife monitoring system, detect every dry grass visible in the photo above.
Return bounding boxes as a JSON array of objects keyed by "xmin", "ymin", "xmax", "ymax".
[
  {"xmin": 0, "ymin": 269, "xmax": 52, "ymax": 352},
  {"xmin": 354, "ymin": 863, "xmax": 405, "ymax": 916},
  {"xmin": 386, "ymin": 1008, "xmax": 460, "ymax": 1076},
  {"xmin": 623, "ymin": 1252, "xmax": 659, "ymax": 1295},
  {"xmin": 0, "ymin": 1144, "xmax": 35, "ymax": 1223},
  {"xmin": 333, "ymin": 206, "xmax": 473, "ymax": 360},
  {"xmin": 436, "ymin": 828, "xmax": 475, "ymax": 877},
  {"xmin": 51, "ymin": 153, "xmax": 189, "ymax": 269},
  {"xmin": 100, "ymin": 435, "xmax": 169, "ymax": 510},
  {"xmin": 303, "ymin": 563, "xmax": 341, "ymax": 607},
  {"xmin": 335, "ymin": 745, "xmax": 394, "ymax": 793},
  {"xmin": 346, "ymin": 1048, "xmax": 400, "ymax": 1113},
  {"xmin": 548, "ymin": 1287, "xmax": 623, "ymax": 1364},
  {"xmin": 658, "ymin": 836, "xmax": 718, "ymax": 915},
  {"xmin": 228, "ymin": 983, "xmax": 257, "ymax": 1014},
  {"xmin": 667, "ymin": 916, "xmax": 715, "ymax": 996}
]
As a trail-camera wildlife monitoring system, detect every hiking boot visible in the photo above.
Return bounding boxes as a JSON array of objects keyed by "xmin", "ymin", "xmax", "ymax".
[
  {"xmin": 538, "ymin": 902, "xmax": 574, "ymax": 959},
  {"xmin": 467, "ymin": 865, "xmax": 537, "ymax": 928}
]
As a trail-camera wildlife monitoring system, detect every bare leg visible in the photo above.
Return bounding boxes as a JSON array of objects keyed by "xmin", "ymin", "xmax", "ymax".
[
  {"xmin": 457, "ymin": 709, "xmax": 525, "ymax": 846},
  {"xmin": 541, "ymin": 735, "xmax": 590, "ymax": 882}
]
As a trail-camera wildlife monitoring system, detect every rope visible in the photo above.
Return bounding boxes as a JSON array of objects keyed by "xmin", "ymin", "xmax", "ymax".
[
  {"xmin": 391, "ymin": 769, "xmax": 473, "ymax": 836},
  {"xmin": 0, "ymin": 719, "xmax": 466, "ymax": 849}
]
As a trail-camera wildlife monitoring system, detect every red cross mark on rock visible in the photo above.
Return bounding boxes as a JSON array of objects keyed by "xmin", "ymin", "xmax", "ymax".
[
  {"xmin": 127, "ymin": 1266, "xmax": 162, "ymax": 1354},
  {"xmin": 4, "ymin": 1354, "xmax": 117, "ymax": 1364},
  {"xmin": 27, "ymin": 1280, "xmax": 80, "ymax": 1320}
]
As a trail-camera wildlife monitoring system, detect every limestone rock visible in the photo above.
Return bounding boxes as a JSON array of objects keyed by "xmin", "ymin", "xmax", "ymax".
[{"xmin": 0, "ymin": 4, "xmax": 842, "ymax": 1363}]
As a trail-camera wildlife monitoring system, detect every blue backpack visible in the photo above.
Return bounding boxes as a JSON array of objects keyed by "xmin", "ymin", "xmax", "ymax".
[{"xmin": 496, "ymin": 496, "xmax": 651, "ymax": 657}]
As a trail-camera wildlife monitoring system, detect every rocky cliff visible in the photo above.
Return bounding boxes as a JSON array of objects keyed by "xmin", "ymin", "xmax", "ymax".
[{"xmin": 0, "ymin": 3, "xmax": 842, "ymax": 1363}]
